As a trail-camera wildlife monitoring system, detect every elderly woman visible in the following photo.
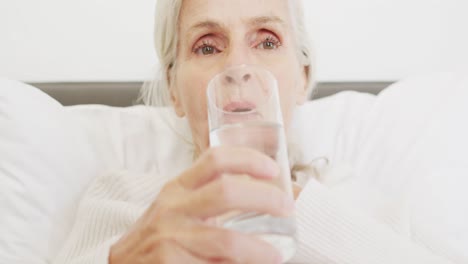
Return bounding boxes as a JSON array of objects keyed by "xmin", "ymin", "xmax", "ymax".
[{"xmin": 53, "ymin": 0, "xmax": 468, "ymax": 263}]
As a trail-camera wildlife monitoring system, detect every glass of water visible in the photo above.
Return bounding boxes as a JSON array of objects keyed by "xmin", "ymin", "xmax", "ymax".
[{"xmin": 207, "ymin": 64, "xmax": 296, "ymax": 262}]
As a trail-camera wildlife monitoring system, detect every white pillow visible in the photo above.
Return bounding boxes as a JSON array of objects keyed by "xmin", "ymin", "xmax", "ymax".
[
  {"xmin": 291, "ymin": 91, "xmax": 376, "ymax": 164},
  {"xmin": 63, "ymin": 104, "xmax": 193, "ymax": 177},
  {"xmin": 343, "ymin": 73, "xmax": 468, "ymax": 260},
  {"xmin": 0, "ymin": 79, "xmax": 193, "ymax": 262},
  {"xmin": 0, "ymin": 79, "xmax": 100, "ymax": 263}
]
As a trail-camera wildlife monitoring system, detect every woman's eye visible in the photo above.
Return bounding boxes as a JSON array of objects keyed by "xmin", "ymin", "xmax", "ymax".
[
  {"xmin": 201, "ymin": 45, "xmax": 215, "ymax": 55},
  {"xmin": 256, "ymin": 37, "xmax": 281, "ymax": 50},
  {"xmin": 194, "ymin": 43, "xmax": 219, "ymax": 56}
]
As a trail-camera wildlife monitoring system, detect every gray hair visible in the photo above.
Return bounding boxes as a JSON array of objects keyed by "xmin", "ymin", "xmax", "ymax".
[{"xmin": 140, "ymin": 0, "xmax": 316, "ymax": 106}]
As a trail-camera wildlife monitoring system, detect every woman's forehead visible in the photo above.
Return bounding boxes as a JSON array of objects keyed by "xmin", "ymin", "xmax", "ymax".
[{"xmin": 179, "ymin": 0, "xmax": 292, "ymax": 31}]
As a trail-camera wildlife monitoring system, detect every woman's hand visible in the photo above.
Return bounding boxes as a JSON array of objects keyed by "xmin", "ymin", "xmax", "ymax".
[{"xmin": 109, "ymin": 146, "xmax": 294, "ymax": 264}]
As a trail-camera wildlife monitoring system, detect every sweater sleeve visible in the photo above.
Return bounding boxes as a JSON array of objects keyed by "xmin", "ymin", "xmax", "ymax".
[
  {"xmin": 290, "ymin": 179, "xmax": 459, "ymax": 264},
  {"xmin": 52, "ymin": 170, "xmax": 169, "ymax": 264}
]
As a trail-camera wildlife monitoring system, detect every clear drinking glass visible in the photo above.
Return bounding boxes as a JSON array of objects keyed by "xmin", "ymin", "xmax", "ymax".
[{"xmin": 207, "ymin": 64, "xmax": 297, "ymax": 262}]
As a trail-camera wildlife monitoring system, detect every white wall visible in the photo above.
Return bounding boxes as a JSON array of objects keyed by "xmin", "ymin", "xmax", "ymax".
[
  {"xmin": 1, "ymin": 0, "xmax": 467, "ymax": 82},
  {"xmin": 306, "ymin": 0, "xmax": 468, "ymax": 81},
  {"xmin": 0, "ymin": 0, "xmax": 157, "ymax": 82}
]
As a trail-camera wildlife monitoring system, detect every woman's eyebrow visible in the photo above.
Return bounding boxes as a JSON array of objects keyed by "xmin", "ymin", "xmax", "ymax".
[
  {"xmin": 246, "ymin": 15, "xmax": 286, "ymax": 28},
  {"xmin": 189, "ymin": 20, "xmax": 226, "ymax": 33},
  {"xmin": 185, "ymin": 20, "xmax": 227, "ymax": 44},
  {"xmin": 188, "ymin": 15, "xmax": 285, "ymax": 32},
  {"xmin": 184, "ymin": 15, "xmax": 285, "ymax": 43}
]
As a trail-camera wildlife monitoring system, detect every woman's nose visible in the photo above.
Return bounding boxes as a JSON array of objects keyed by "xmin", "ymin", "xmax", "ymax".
[{"xmin": 224, "ymin": 71, "xmax": 252, "ymax": 85}]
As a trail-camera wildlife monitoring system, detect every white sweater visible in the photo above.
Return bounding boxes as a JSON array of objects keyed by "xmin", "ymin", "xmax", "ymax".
[{"xmin": 53, "ymin": 74, "xmax": 468, "ymax": 264}]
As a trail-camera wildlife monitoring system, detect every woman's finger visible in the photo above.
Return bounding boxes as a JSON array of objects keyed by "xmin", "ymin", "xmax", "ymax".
[
  {"xmin": 173, "ymin": 224, "xmax": 282, "ymax": 264},
  {"xmin": 177, "ymin": 146, "xmax": 280, "ymax": 189},
  {"xmin": 175, "ymin": 175, "xmax": 295, "ymax": 219}
]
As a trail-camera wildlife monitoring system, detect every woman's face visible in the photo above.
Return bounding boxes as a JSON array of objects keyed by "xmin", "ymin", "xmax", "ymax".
[{"xmin": 171, "ymin": 0, "xmax": 308, "ymax": 154}]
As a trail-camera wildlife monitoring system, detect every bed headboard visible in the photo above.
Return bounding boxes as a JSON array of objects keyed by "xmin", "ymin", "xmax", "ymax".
[{"xmin": 31, "ymin": 81, "xmax": 393, "ymax": 107}]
